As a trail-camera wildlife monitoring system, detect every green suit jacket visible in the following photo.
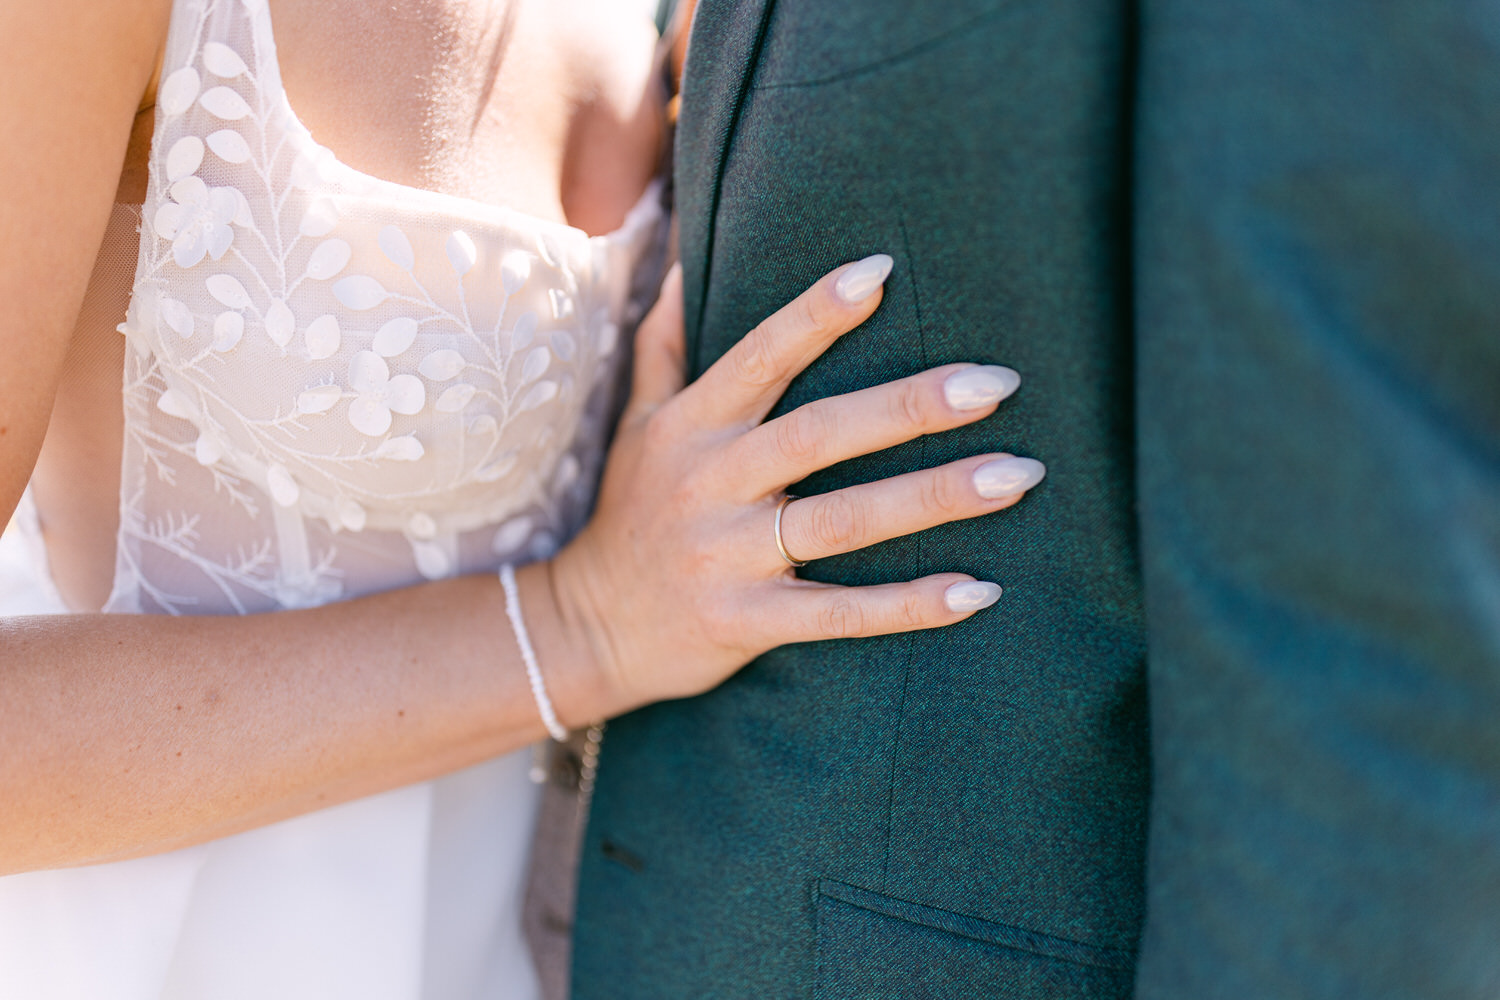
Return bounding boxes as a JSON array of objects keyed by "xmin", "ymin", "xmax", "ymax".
[
  {"xmin": 573, "ymin": 2, "xmax": 1149, "ymax": 997},
  {"xmin": 575, "ymin": 2, "xmax": 1500, "ymax": 997}
]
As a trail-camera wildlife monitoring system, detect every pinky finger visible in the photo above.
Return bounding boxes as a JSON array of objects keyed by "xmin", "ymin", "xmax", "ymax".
[{"xmin": 770, "ymin": 574, "xmax": 1003, "ymax": 644}]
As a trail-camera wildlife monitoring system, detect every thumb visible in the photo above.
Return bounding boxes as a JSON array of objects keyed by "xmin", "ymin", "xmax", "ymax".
[{"xmin": 625, "ymin": 264, "xmax": 687, "ymax": 417}]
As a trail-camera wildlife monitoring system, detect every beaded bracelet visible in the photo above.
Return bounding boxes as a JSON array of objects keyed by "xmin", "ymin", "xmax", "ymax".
[{"xmin": 499, "ymin": 564, "xmax": 569, "ymax": 742}]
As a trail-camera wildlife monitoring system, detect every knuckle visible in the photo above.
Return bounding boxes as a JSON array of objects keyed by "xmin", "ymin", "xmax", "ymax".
[
  {"xmin": 640, "ymin": 406, "xmax": 679, "ymax": 451},
  {"xmin": 669, "ymin": 461, "xmax": 717, "ymax": 514},
  {"xmin": 897, "ymin": 591, "xmax": 930, "ymax": 631},
  {"xmin": 806, "ymin": 493, "xmax": 866, "ymax": 552},
  {"xmin": 694, "ymin": 590, "xmax": 740, "ymax": 646},
  {"xmin": 818, "ymin": 596, "xmax": 867, "ymax": 638},
  {"xmin": 887, "ymin": 379, "xmax": 932, "ymax": 432},
  {"xmin": 728, "ymin": 324, "xmax": 782, "ymax": 389},
  {"xmin": 773, "ymin": 407, "xmax": 830, "ymax": 466},
  {"xmin": 789, "ymin": 292, "xmax": 826, "ymax": 335},
  {"xmin": 921, "ymin": 468, "xmax": 971, "ymax": 518}
]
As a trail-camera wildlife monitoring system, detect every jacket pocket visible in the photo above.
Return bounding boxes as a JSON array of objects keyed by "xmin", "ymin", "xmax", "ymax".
[{"xmin": 814, "ymin": 880, "xmax": 1134, "ymax": 1000}]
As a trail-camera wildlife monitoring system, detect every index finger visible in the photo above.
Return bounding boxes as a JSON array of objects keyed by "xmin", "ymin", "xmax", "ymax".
[{"xmin": 678, "ymin": 254, "xmax": 893, "ymax": 429}]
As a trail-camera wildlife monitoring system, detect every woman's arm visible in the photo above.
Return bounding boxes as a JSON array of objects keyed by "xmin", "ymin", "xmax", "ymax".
[
  {"xmin": 0, "ymin": 562, "xmax": 598, "ymax": 874},
  {"xmin": 0, "ymin": 0, "xmax": 170, "ymax": 523}
]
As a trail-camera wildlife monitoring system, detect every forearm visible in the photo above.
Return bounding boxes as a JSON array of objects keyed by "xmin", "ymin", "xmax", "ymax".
[{"xmin": 0, "ymin": 562, "xmax": 614, "ymax": 875}]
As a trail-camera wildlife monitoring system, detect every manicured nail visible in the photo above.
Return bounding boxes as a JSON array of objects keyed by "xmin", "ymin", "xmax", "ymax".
[
  {"xmin": 944, "ymin": 365, "xmax": 1020, "ymax": 410},
  {"xmin": 974, "ymin": 456, "xmax": 1046, "ymax": 498},
  {"xmin": 945, "ymin": 581, "xmax": 1003, "ymax": 612},
  {"xmin": 835, "ymin": 254, "xmax": 894, "ymax": 304}
]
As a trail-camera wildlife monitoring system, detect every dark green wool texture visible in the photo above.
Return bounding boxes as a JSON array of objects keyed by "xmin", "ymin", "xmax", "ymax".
[
  {"xmin": 576, "ymin": 2, "xmax": 1146, "ymax": 997},
  {"xmin": 575, "ymin": 1, "xmax": 1500, "ymax": 998}
]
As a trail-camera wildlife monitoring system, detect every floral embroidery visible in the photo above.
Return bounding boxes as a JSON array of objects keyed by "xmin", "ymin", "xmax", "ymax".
[
  {"xmin": 347, "ymin": 351, "xmax": 425, "ymax": 436},
  {"xmin": 153, "ymin": 176, "xmax": 240, "ymax": 268},
  {"xmin": 108, "ymin": 0, "xmax": 664, "ymax": 613}
]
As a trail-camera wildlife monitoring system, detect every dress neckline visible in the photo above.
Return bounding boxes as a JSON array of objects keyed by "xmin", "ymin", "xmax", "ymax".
[{"xmin": 251, "ymin": 0, "xmax": 661, "ymax": 248}]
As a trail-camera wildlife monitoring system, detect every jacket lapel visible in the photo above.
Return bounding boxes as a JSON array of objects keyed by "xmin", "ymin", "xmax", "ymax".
[{"xmin": 674, "ymin": 0, "xmax": 779, "ymax": 374}]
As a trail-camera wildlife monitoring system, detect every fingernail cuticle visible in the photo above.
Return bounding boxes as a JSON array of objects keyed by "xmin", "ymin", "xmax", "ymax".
[
  {"xmin": 973, "ymin": 457, "xmax": 1046, "ymax": 498},
  {"xmin": 944, "ymin": 366, "xmax": 1021, "ymax": 410},
  {"xmin": 945, "ymin": 581, "xmax": 1004, "ymax": 613},
  {"xmin": 835, "ymin": 254, "xmax": 895, "ymax": 304}
]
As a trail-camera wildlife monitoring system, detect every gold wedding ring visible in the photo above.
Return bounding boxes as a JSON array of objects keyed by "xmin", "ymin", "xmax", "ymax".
[{"xmin": 774, "ymin": 494, "xmax": 808, "ymax": 568}]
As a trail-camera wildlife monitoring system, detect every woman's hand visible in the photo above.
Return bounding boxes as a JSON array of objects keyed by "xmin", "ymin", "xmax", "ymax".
[{"xmin": 547, "ymin": 254, "xmax": 1045, "ymax": 716}]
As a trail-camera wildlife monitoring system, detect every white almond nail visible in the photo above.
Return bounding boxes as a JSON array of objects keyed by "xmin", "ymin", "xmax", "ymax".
[
  {"xmin": 973, "ymin": 457, "xmax": 1046, "ymax": 498},
  {"xmin": 944, "ymin": 366, "xmax": 1021, "ymax": 410},
  {"xmin": 834, "ymin": 254, "xmax": 894, "ymax": 304},
  {"xmin": 945, "ymin": 581, "xmax": 1003, "ymax": 613}
]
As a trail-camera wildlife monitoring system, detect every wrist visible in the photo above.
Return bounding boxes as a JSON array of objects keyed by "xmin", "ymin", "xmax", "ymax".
[{"xmin": 512, "ymin": 554, "xmax": 637, "ymax": 730}]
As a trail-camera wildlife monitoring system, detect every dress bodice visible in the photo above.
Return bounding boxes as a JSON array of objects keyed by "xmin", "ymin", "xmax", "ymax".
[{"xmin": 109, "ymin": 0, "xmax": 666, "ymax": 615}]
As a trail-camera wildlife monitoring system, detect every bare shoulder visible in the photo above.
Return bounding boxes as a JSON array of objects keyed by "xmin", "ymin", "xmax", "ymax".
[{"xmin": 0, "ymin": 0, "xmax": 172, "ymax": 525}]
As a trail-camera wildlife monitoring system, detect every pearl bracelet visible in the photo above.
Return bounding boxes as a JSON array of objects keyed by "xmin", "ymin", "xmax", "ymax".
[{"xmin": 499, "ymin": 564, "xmax": 569, "ymax": 742}]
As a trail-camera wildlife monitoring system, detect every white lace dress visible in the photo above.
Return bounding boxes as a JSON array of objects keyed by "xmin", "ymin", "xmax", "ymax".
[{"xmin": 0, "ymin": 0, "xmax": 665, "ymax": 996}]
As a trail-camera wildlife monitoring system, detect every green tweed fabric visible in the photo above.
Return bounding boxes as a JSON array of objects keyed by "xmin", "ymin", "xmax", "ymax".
[
  {"xmin": 573, "ymin": 2, "xmax": 1500, "ymax": 997},
  {"xmin": 1132, "ymin": 3, "xmax": 1500, "ymax": 997},
  {"xmin": 572, "ymin": 2, "xmax": 1148, "ymax": 996}
]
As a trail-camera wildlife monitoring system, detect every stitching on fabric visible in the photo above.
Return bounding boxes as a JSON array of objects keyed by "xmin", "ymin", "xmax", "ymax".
[{"xmin": 877, "ymin": 216, "xmax": 925, "ymax": 889}]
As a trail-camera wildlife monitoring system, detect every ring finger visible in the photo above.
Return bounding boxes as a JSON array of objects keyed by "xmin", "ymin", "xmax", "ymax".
[{"xmin": 774, "ymin": 452, "xmax": 1046, "ymax": 566}]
